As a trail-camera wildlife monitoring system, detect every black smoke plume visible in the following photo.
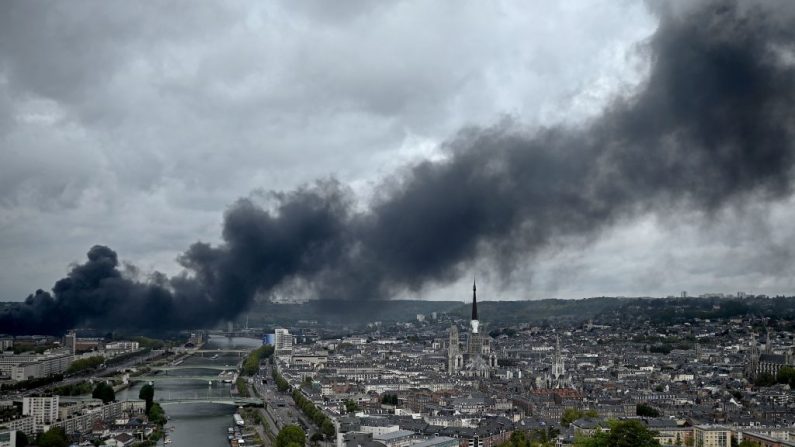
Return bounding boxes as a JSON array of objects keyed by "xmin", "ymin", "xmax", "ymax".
[{"xmin": 2, "ymin": 0, "xmax": 795, "ymax": 335}]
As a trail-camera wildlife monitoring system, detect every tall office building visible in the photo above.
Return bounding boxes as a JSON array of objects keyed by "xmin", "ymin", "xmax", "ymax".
[
  {"xmin": 64, "ymin": 331, "xmax": 76, "ymax": 355},
  {"xmin": 274, "ymin": 328, "xmax": 293, "ymax": 353}
]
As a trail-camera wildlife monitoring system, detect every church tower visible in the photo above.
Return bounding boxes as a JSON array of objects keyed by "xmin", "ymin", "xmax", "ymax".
[
  {"xmin": 468, "ymin": 279, "xmax": 483, "ymax": 356},
  {"xmin": 470, "ymin": 278, "xmax": 479, "ymax": 334},
  {"xmin": 552, "ymin": 335, "xmax": 565, "ymax": 378},
  {"xmin": 447, "ymin": 279, "xmax": 497, "ymax": 378},
  {"xmin": 746, "ymin": 332, "xmax": 760, "ymax": 380},
  {"xmin": 765, "ymin": 327, "xmax": 773, "ymax": 354},
  {"xmin": 448, "ymin": 325, "xmax": 461, "ymax": 373}
]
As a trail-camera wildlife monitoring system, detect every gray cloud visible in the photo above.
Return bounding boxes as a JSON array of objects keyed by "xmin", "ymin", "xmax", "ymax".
[
  {"xmin": 2, "ymin": 0, "xmax": 795, "ymax": 335},
  {"xmin": 0, "ymin": 0, "xmax": 655, "ymax": 302},
  {"xmin": 3, "ymin": 0, "xmax": 795, "ymax": 335}
]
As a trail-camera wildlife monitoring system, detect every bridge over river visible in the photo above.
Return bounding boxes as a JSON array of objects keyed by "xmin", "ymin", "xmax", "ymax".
[
  {"xmin": 133, "ymin": 374, "xmax": 235, "ymax": 383},
  {"xmin": 193, "ymin": 349, "xmax": 250, "ymax": 356},
  {"xmin": 152, "ymin": 364, "xmax": 238, "ymax": 372},
  {"xmin": 59, "ymin": 396, "xmax": 261, "ymax": 406},
  {"xmin": 157, "ymin": 396, "xmax": 261, "ymax": 406}
]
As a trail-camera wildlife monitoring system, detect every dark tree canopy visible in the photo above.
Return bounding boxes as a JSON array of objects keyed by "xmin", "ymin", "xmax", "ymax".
[
  {"xmin": 575, "ymin": 420, "xmax": 660, "ymax": 447},
  {"xmin": 92, "ymin": 382, "xmax": 115, "ymax": 404},
  {"xmin": 139, "ymin": 383, "xmax": 155, "ymax": 413},
  {"xmin": 276, "ymin": 425, "xmax": 306, "ymax": 447},
  {"xmin": 36, "ymin": 427, "xmax": 69, "ymax": 447},
  {"xmin": 636, "ymin": 403, "xmax": 661, "ymax": 418}
]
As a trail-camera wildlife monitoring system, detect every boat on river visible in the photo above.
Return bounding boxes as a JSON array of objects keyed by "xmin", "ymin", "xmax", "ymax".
[{"xmin": 233, "ymin": 413, "xmax": 244, "ymax": 427}]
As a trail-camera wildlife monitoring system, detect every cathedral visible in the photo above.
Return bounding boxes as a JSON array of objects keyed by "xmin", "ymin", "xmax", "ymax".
[
  {"xmin": 746, "ymin": 329, "xmax": 794, "ymax": 381},
  {"xmin": 448, "ymin": 280, "xmax": 498, "ymax": 378},
  {"xmin": 537, "ymin": 335, "xmax": 573, "ymax": 389}
]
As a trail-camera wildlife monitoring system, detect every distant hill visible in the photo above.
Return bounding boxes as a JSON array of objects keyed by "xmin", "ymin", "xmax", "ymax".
[
  {"xmin": 246, "ymin": 299, "xmax": 463, "ymax": 326},
  {"xmin": 244, "ymin": 295, "xmax": 795, "ymax": 328},
  {"xmin": 244, "ymin": 296, "xmax": 643, "ymax": 327},
  {"xmin": 3, "ymin": 294, "xmax": 795, "ymax": 335}
]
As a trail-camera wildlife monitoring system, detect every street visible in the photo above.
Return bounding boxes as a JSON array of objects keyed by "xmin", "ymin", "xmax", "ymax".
[{"xmin": 252, "ymin": 361, "xmax": 318, "ymax": 443}]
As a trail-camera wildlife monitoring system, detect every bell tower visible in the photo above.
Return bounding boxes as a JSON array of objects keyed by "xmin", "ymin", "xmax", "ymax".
[{"xmin": 470, "ymin": 278, "xmax": 479, "ymax": 334}]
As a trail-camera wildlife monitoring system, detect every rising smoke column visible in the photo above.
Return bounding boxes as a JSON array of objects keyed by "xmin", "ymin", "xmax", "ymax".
[{"xmin": 1, "ymin": 0, "xmax": 794, "ymax": 335}]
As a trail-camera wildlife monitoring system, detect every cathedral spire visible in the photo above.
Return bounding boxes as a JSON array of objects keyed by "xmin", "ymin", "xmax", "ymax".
[{"xmin": 471, "ymin": 277, "xmax": 478, "ymax": 321}]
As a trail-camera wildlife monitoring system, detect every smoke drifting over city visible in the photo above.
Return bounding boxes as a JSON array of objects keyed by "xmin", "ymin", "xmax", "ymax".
[{"xmin": 2, "ymin": 0, "xmax": 795, "ymax": 334}]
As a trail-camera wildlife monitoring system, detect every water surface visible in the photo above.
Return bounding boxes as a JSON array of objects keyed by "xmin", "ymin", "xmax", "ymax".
[{"xmin": 117, "ymin": 336, "xmax": 260, "ymax": 447}]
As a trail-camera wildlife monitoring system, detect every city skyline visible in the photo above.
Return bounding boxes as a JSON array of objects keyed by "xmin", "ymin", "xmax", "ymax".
[{"xmin": 4, "ymin": 2, "xmax": 795, "ymax": 446}]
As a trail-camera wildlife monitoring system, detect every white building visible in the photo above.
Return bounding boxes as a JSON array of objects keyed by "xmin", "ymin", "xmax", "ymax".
[
  {"xmin": 0, "ymin": 429, "xmax": 16, "ymax": 447},
  {"xmin": 1, "ymin": 352, "xmax": 73, "ymax": 382},
  {"xmin": 373, "ymin": 430, "xmax": 416, "ymax": 447},
  {"xmin": 104, "ymin": 341, "xmax": 140, "ymax": 352},
  {"xmin": 0, "ymin": 416, "xmax": 34, "ymax": 437},
  {"xmin": 22, "ymin": 396, "xmax": 59, "ymax": 430},
  {"xmin": 694, "ymin": 425, "xmax": 731, "ymax": 447},
  {"xmin": 275, "ymin": 328, "xmax": 294, "ymax": 353}
]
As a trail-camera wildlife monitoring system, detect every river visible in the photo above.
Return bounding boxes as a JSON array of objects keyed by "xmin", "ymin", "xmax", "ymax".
[{"xmin": 116, "ymin": 336, "xmax": 261, "ymax": 447}]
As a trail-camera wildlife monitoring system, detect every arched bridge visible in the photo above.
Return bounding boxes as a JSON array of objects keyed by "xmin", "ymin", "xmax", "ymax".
[
  {"xmin": 156, "ymin": 397, "xmax": 262, "ymax": 406},
  {"xmin": 195, "ymin": 349, "xmax": 250, "ymax": 354},
  {"xmin": 134, "ymin": 375, "xmax": 231, "ymax": 383},
  {"xmin": 153, "ymin": 365, "xmax": 238, "ymax": 372}
]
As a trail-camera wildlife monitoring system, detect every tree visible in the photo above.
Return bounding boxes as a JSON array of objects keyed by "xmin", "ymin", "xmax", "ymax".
[
  {"xmin": 243, "ymin": 345, "xmax": 275, "ymax": 376},
  {"xmin": 738, "ymin": 440, "xmax": 760, "ymax": 447},
  {"xmin": 574, "ymin": 431, "xmax": 609, "ymax": 447},
  {"xmin": 754, "ymin": 372, "xmax": 776, "ymax": 387},
  {"xmin": 776, "ymin": 366, "xmax": 795, "ymax": 387},
  {"xmin": 575, "ymin": 420, "xmax": 660, "ymax": 447},
  {"xmin": 381, "ymin": 394, "xmax": 398, "ymax": 405},
  {"xmin": 504, "ymin": 430, "xmax": 530, "ymax": 447},
  {"xmin": 66, "ymin": 355, "xmax": 105, "ymax": 374},
  {"xmin": 561, "ymin": 408, "xmax": 598, "ymax": 427},
  {"xmin": 276, "ymin": 425, "xmax": 306, "ymax": 447},
  {"xmin": 321, "ymin": 418, "xmax": 336, "ymax": 437},
  {"xmin": 148, "ymin": 402, "xmax": 167, "ymax": 425},
  {"xmin": 36, "ymin": 427, "xmax": 69, "ymax": 447},
  {"xmin": 139, "ymin": 383, "xmax": 155, "ymax": 413},
  {"xmin": 529, "ymin": 427, "xmax": 559, "ymax": 447},
  {"xmin": 606, "ymin": 420, "xmax": 660, "ymax": 447},
  {"xmin": 92, "ymin": 382, "xmax": 115, "ymax": 403},
  {"xmin": 273, "ymin": 370, "xmax": 289, "ymax": 392},
  {"xmin": 637, "ymin": 403, "xmax": 661, "ymax": 417},
  {"xmin": 344, "ymin": 399, "xmax": 359, "ymax": 413},
  {"xmin": 15, "ymin": 431, "xmax": 29, "ymax": 447}
]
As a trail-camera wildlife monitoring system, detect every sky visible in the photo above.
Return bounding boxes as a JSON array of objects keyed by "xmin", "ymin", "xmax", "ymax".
[{"xmin": 1, "ymin": 0, "xmax": 795, "ymax": 305}]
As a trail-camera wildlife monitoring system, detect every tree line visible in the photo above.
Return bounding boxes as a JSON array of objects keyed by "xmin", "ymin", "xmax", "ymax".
[
  {"xmin": 291, "ymin": 388, "xmax": 336, "ymax": 438},
  {"xmin": 242, "ymin": 345, "xmax": 274, "ymax": 376},
  {"xmin": 754, "ymin": 366, "xmax": 795, "ymax": 387}
]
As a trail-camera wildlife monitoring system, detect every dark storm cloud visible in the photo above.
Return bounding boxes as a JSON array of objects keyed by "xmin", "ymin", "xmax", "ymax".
[
  {"xmin": 221, "ymin": 0, "xmax": 795, "ymax": 301},
  {"xmin": 0, "ymin": 246, "xmax": 177, "ymax": 334},
  {"xmin": 2, "ymin": 0, "xmax": 795, "ymax": 334}
]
